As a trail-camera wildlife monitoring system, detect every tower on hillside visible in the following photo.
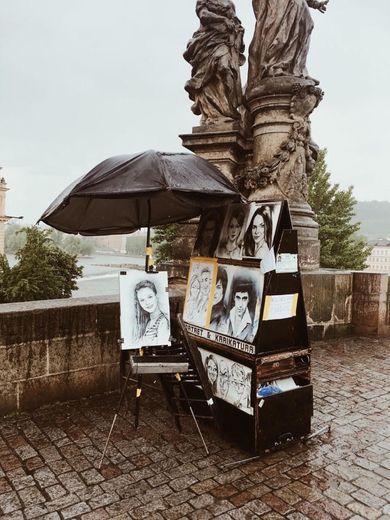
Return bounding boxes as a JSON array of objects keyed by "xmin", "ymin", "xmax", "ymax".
[
  {"xmin": 0, "ymin": 174, "xmax": 9, "ymax": 255},
  {"xmin": 0, "ymin": 171, "xmax": 23, "ymax": 255}
]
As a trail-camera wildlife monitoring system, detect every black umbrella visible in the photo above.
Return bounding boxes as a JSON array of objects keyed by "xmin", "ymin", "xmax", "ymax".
[{"xmin": 38, "ymin": 150, "xmax": 245, "ymax": 270}]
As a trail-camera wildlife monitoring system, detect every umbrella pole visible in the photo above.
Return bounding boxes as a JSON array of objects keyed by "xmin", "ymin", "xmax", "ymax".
[{"xmin": 145, "ymin": 225, "xmax": 151, "ymax": 272}]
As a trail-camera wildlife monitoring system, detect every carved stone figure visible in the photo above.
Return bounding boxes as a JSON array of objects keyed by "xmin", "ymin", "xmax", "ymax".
[
  {"xmin": 247, "ymin": 0, "xmax": 328, "ymax": 90},
  {"xmin": 184, "ymin": 0, "xmax": 245, "ymax": 126}
]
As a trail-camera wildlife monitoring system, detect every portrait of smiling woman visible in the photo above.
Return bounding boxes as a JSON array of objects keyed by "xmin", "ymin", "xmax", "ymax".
[
  {"xmin": 119, "ymin": 271, "xmax": 171, "ymax": 350},
  {"xmin": 243, "ymin": 204, "xmax": 273, "ymax": 259},
  {"xmin": 133, "ymin": 279, "xmax": 169, "ymax": 347}
]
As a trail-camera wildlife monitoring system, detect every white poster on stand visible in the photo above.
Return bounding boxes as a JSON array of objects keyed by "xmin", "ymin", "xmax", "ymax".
[{"xmin": 119, "ymin": 271, "xmax": 171, "ymax": 350}]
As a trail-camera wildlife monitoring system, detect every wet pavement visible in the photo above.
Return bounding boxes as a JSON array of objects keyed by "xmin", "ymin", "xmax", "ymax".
[{"xmin": 0, "ymin": 337, "xmax": 389, "ymax": 519}]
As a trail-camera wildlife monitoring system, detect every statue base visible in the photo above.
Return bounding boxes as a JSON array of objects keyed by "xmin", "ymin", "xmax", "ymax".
[
  {"xmin": 180, "ymin": 122, "xmax": 250, "ymax": 182},
  {"xmin": 244, "ymin": 76, "xmax": 322, "ymax": 271}
]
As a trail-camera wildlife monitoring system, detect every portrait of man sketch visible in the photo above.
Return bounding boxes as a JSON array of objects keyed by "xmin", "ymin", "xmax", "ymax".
[{"xmin": 183, "ymin": 258, "xmax": 217, "ymax": 327}]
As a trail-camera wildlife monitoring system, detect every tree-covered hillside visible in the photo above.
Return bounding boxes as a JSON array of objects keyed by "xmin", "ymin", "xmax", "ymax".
[{"xmin": 352, "ymin": 201, "xmax": 390, "ymax": 242}]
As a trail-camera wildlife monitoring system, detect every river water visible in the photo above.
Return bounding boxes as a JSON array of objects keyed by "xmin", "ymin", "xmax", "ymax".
[{"xmin": 6, "ymin": 253, "xmax": 145, "ymax": 298}]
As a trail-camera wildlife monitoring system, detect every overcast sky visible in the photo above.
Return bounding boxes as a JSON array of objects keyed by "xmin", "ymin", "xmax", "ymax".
[{"xmin": 1, "ymin": 0, "xmax": 389, "ymax": 223}]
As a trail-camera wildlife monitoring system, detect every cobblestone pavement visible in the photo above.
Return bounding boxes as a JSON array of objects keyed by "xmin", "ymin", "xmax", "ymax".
[{"xmin": 0, "ymin": 337, "xmax": 389, "ymax": 519}]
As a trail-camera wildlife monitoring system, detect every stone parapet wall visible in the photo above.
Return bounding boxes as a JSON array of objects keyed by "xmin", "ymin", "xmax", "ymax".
[
  {"xmin": 0, "ymin": 296, "xmax": 121, "ymax": 416},
  {"xmin": 0, "ymin": 273, "xmax": 388, "ymax": 416},
  {"xmin": 302, "ymin": 271, "xmax": 353, "ymax": 340}
]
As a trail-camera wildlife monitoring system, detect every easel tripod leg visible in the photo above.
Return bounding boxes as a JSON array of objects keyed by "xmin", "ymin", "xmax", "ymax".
[
  {"xmin": 98, "ymin": 363, "xmax": 133, "ymax": 469},
  {"xmin": 176, "ymin": 373, "xmax": 209, "ymax": 456}
]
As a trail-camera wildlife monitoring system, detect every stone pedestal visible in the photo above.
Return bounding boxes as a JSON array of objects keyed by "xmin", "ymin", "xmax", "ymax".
[
  {"xmin": 180, "ymin": 122, "xmax": 250, "ymax": 182},
  {"xmin": 352, "ymin": 273, "xmax": 390, "ymax": 336},
  {"xmin": 175, "ymin": 123, "xmax": 250, "ymax": 266},
  {"xmin": 243, "ymin": 77, "xmax": 323, "ymax": 270}
]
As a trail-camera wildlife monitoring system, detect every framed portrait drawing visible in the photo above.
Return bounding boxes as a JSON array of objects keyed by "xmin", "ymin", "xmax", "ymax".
[
  {"xmin": 199, "ymin": 348, "xmax": 253, "ymax": 415},
  {"xmin": 242, "ymin": 202, "xmax": 282, "ymax": 260},
  {"xmin": 183, "ymin": 257, "xmax": 217, "ymax": 327},
  {"xmin": 184, "ymin": 262, "xmax": 264, "ymax": 355},
  {"xmin": 119, "ymin": 270, "xmax": 171, "ymax": 350},
  {"xmin": 208, "ymin": 265, "xmax": 264, "ymax": 344},
  {"xmin": 192, "ymin": 208, "xmax": 227, "ymax": 258},
  {"xmin": 215, "ymin": 204, "xmax": 249, "ymax": 260}
]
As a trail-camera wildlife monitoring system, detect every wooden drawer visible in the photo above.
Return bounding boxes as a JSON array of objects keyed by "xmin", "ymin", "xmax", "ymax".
[{"xmin": 256, "ymin": 349, "xmax": 310, "ymax": 381}]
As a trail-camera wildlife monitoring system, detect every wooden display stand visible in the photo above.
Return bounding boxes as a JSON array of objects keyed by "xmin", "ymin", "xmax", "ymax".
[{"xmin": 183, "ymin": 200, "xmax": 313, "ymax": 454}]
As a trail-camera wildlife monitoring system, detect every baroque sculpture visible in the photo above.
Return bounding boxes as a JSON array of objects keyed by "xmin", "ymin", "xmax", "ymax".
[
  {"xmin": 183, "ymin": 0, "xmax": 245, "ymax": 126},
  {"xmin": 182, "ymin": 0, "xmax": 329, "ymax": 269},
  {"xmin": 248, "ymin": 0, "xmax": 328, "ymax": 89}
]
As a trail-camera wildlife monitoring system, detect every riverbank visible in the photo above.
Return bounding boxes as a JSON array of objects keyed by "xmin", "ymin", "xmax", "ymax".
[{"xmin": 6, "ymin": 253, "xmax": 145, "ymax": 298}]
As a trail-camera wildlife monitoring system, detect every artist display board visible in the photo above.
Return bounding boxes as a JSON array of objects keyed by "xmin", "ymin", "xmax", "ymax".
[
  {"xmin": 119, "ymin": 270, "xmax": 171, "ymax": 350},
  {"xmin": 184, "ymin": 200, "xmax": 307, "ymax": 356},
  {"xmin": 183, "ymin": 200, "xmax": 312, "ymax": 453}
]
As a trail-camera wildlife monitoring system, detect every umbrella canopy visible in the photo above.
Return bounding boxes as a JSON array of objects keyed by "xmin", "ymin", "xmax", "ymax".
[{"xmin": 39, "ymin": 150, "xmax": 244, "ymax": 235}]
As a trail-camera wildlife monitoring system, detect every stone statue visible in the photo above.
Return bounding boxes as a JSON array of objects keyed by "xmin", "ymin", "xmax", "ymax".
[
  {"xmin": 184, "ymin": 0, "xmax": 245, "ymax": 126},
  {"xmin": 247, "ymin": 0, "xmax": 328, "ymax": 90}
]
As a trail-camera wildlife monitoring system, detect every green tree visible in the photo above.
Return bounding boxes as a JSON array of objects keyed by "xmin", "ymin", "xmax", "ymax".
[
  {"xmin": 153, "ymin": 224, "xmax": 180, "ymax": 263},
  {"xmin": 61, "ymin": 235, "xmax": 94, "ymax": 256},
  {"xmin": 1, "ymin": 226, "xmax": 82, "ymax": 303},
  {"xmin": 49, "ymin": 229, "xmax": 95, "ymax": 256},
  {"xmin": 5, "ymin": 223, "xmax": 26, "ymax": 253},
  {"xmin": 125, "ymin": 235, "xmax": 146, "ymax": 256},
  {"xmin": 308, "ymin": 149, "xmax": 371, "ymax": 269}
]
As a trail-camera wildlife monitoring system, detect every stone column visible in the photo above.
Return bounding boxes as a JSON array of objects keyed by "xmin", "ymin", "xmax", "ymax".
[
  {"xmin": 173, "ymin": 123, "xmax": 249, "ymax": 275},
  {"xmin": 240, "ymin": 77, "xmax": 323, "ymax": 270},
  {"xmin": 0, "ymin": 177, "xmax": 9, "ymax": 255}
]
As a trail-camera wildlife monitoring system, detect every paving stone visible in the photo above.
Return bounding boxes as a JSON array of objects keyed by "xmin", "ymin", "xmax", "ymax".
[
  {"xmin": 165, "ymin": 489, "xmax": 196, "ymax": 507},
  {"xmin": 210, "ymin": 484, "xmax": 237, "ymax": 499},
  {"xmin": 33, "ymin": 468, "xmax": 58, "ymax": 488},
  {"xmin": 128, "ymin": 499, "xmax": 166, "ymax": 519},
  {"xmin": 229, "ymin": 490, "xmax": 254, "ymax": 507},
  {"xmin": 296, "ymin": 500, "xmax": 333, "ymax": 519},
  {"xmin": 45, "ymin": 484, "xmax": 67, "ymax": 501},
  {"xmin": 229, "ymin": 506, "xmax": 261, "ymax": 519},
  {"xmin": 207, "ymin": 498, "xmax": 235, "ymax": 516},
  {"xmin": 347, "ymin": 501, "xmax": 382, "ymax": 520},
  {"xmin": 1, "ymin": 511, "xmax": 25, "ymax": 520},
  {"xmin": 189, "ymin": 493, "xmax": 215, "ymax": 510},
  {"xmin": 351, "ymin": 489, "xmax": 387, "ymax": 509},
  {"xmin": 161, "ymin": 502, "xmax": 193, "ymax": 519},
  {"xmin": 61, "ymin": 501, "xmax": 91, "ymax": 519},
  {"xmin": 261, "ymin": 513, "xmax": 286, "ymax": 520},
  {"xmin": 188, "ymin": 509, "xmax": 213, "ymax": 520},
  {"xmin": 80, "ymin": 467, "xmax": 105, "ymax": 485},
  {"xmin": 261, "ymin": 492, "xmax": 294, "ymax": 515},
  {"xmin": 316, "ymin": 497, "xmax": 353, "ymax": 519},
  {"xmin": 81, "ymin": 508, "xmax": 109, "ymax": 520},
  {"xmin": 36, "ymin": 514, "xmax": 62, "ymax": 520},
  {"xmin": 0, "ymin": 491, "xmax": 22, "ymax": 514},
  {"xmin": 105, "ymin": 497, "xmax": 142, "ymax": 517},
  {"xmin": 88, "ymin": 493, "xmax": 120, "ymax": 509},
  {"xmin": 169, "ymin": 473, "xmax": 199, "ymax": 492},
  {"xmin": 18, "ymin": 486, "xmax": 46, "ymax": 507}
]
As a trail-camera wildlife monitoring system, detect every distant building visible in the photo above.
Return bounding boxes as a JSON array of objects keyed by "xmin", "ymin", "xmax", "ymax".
[
  {"xmin": 365, "ymin": 240, "xmax": 390, "ymax": 274},
  {"xmin": 94, "ymin": 229, "xmax": 146, "ymax": 254}
]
